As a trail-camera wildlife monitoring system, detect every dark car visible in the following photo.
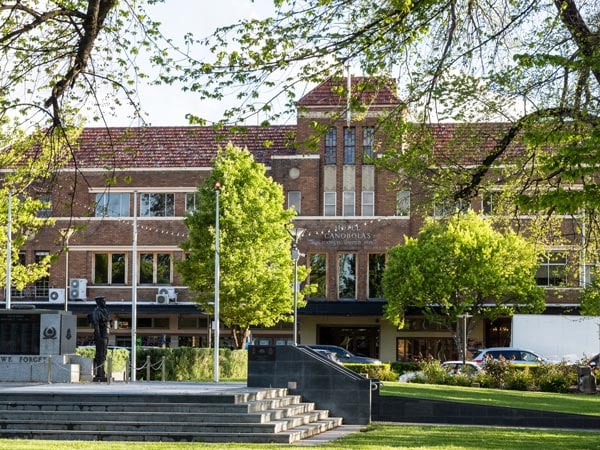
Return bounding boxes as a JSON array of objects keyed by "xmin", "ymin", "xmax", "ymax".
[{"xmin": 307, "ymin": 345, "xmax": 382, "ymax": 364}]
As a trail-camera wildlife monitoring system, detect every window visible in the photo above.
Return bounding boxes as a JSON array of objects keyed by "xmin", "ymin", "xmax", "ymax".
[
  {"xmin": 482, "ymin": 192, "xmax": 500, "ymax": 215},
  {"xmin": 324, "ymin": 192, "xmax": 336, "ymax": 216},
  {"xmin": 338, "ymin": 253, "xmax": 356, "ymax": 299},
  {"xmin": 95, "ymin": 193, "xmax": 130, "ymax": 217},
  {"xmin": 34, "ymin": 251, "xmax": 50, "ymax": 298},
  {"xmin": 309, "ymin": 253, "xmax": 327, "ymax": 298},
  {"xmin": 37, "ymin": 193, "xmax": 52, "ymax": 218},
  {"xmin": 139, "ymin": 253, "xmax": 172, "ymax": 284},
  {"xmin": 368, "ymin": 253, "xmax": 385, "ymax": 299},
  {"xmin": 433, "ymin": 199, "xmax": 468, "ymax": 216},
  {"xmin": 343, "ymin": 191, "xmax": 355, "ymax": 216},
  {"xmin": 362, "ymin": 127, "xmax": 375, "ymax": 163},
  {"xmin": 288, "ymin": 191, "xmax": 301, "ymax": 214},
  {"xmin": 325, "ymin": 127, "xmax": 337, "ymax": 164},
  {"xmin": 140, "ymin": 193, "xmax": 174, "ymax": 217},
  {"xmin": 94, "ymin": 253, "xmax": 126, "ymax": 284},
  {"xmin": 362, "ymin": 191, "xmax": 375, "ymax": 216},
  {"xmin": 344, "ymin": 127, "xmax": 355, "ymax": 164},
  {"xmin": 185, "ymin": 193, "xmax": 197, "ymax": 213},
  {"xmin": 536, "ymin": 252, "xmax": 568, "ymax": 287},
  {"xmin": 396, "ymin": 191, "xmax": 410, "ymax": 216},
  {"xmin": 581, "ymin": 263, "xmax": 597, "ymax": 287}
]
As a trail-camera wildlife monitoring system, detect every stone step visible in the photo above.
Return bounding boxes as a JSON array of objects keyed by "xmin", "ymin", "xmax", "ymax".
[
  {"xmin": 0, "ymin": 418, "xmax": 343, "ymax": 443},
  {"xmin": 0, "ymin": 407, "xmax": 330, "ymax": 424},
  {"xmin": 0, "ymin": 396, "xmax": 305, "ymax": 414}
]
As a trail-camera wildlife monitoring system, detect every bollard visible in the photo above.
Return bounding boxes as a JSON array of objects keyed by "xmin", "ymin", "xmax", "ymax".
[
  {"xmin": 47, "ymin": 355, "xmax": 52, "ymax": 384},
  {"xmin": 161, "ymin": 356, "xmax": 166, "ymax": 382},
  {"xmin": 107, "ymin": 356, "xmax": 112, "ymax": 385},
  {"xmin": 146, "ymin": 355, "xmax": 151, "ymax": 381},
  {"xmin": 125, "ymin": 356, "xmax": 130, "ymax": 383}
]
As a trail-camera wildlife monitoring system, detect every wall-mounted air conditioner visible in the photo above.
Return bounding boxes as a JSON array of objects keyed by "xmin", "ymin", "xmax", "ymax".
[
  {"xmin": 156, "ymin": 294, "xmax": 169, "ymax": 304},
  {"xmin": 69, "ymin": 278, "xmax": 87, "ymax": 300},
  {"xmin": 157, "ymin": 287, "xmax": 176, "ymax": 300},
  {"xmin": 49, "ymin": 288, "xmax": 65, "ymax": 304}
]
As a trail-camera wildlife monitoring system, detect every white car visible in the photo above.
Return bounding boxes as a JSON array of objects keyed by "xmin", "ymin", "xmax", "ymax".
[{"xmin": 398, "ymin": 360, "xmax": 482, "ymax": 382}]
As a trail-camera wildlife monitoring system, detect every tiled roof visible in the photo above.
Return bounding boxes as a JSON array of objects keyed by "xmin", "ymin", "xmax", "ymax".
[
  {"xmin": 429, "ymin": 122, "xmax": 524, "ymax": 165},
  {"xmin": 297, "ymin": 76, "xmax": 401, "ymax": 107},
  {"xmin": 73, "ymin": 126, "xmax": 297, "ymax": 168}
]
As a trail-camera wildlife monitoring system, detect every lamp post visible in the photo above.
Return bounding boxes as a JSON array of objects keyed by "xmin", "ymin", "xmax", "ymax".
[
  {"xmin": 287, "ymin": 227, "xmax": 305, "ymax": 346},
  {"xmin": 60, "ymin": 228, "xmax": 75, "ymax": 311},
  {"xmin": 457, "ymin": 314, "xmax": 472, "ymax": 366},
  {"xmin": 214, "ymin": 181, "xmax": 221, "ymax": 382}
]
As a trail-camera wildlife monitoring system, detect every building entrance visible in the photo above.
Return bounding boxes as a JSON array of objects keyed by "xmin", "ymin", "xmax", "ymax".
[{"xmin": 317, "ymin": 326, "xmax": 380, "ymax": 359}]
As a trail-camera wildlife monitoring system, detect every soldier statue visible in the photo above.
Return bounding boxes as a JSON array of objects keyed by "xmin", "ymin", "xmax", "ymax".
[{"xmin": 88, "ymin": 296, "xmax": 110, "ymax": 382}]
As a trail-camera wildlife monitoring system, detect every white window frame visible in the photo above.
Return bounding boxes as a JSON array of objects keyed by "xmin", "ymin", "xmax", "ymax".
[
  {"xmin": 324, "ymin": 192, "xmax": 336, "ymax": 216},
  {"xmin": 396, "ymin": 191, "xmax": 410, "ymax": 216},
  {"xmin": 288, "ymin": 191, "xmax": 301, "ymax": 214},
  {"xmin": 362, "ymin": 191, "xmax": 375, "ymax": 216},
  {"xmin": 95, "ymin": 193, "xmax": 130, "ymax": 217},
  {"xmin": 343, "ymin": 191, "xmax": 355, "ymax": 216}
]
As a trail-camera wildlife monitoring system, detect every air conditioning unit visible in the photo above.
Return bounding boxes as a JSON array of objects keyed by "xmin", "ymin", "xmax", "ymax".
[
  {"xmin": 48, "ymin": 288, "xmax": 65, "ymax": 304},
  {"xmin": 157, "ymin": 287, "xmax": 176, "ymax": 300},
  {"xmin": 69, "ymin": 278, "xmax": 87, "ymax": 300},
  {"xmin": 155, "ymin": 294, "xmax": 169, "ymax": 304}
]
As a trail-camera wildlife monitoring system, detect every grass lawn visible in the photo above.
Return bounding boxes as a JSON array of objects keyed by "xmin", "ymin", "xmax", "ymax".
[
  {"xmin": 1, "ymin": 423, "xmax": 599, "ymax": 449},
  {"xmin": 380, "ymin": 382, "xmax": 600, "ymax": 416}
]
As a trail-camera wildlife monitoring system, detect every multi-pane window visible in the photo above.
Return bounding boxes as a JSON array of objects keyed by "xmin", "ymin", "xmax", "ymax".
[
  {"xmin": 395, "ymin": 191, "xmax": 410, "ymax": 216},
  {"xmin": 34, "ymin": 251, "xmax": 50, "ymax": 298},
  {"xmin": 94, "ymin": 253, "xmax": 126, "ymax": 284},
  {"xmin": 338, "ymin": 253, "xmax": 356, "ymax": 299},
  {"xmin": 343, "ymin": 191, "xmax": 355, "ymax": 216},
  {"xmin": 288, "ymin": 191, "xmax": 301, "ymax": 214},
  {"xmin": 309, "ymin": 253, "xmax": 327, "ymax": 298},
  {"xmin": 95, "ymin": 193, "xmax": 130, "ymax": 217},
  {"xmin": 368, "ymin": 253, "xmax": 385, "ymax": 299},
  {"xmin": 139, "ymin": 253, "xmax": 172, "ymax": 284},
  {"xmin": 362, "ymin": 191, "xmax": 375, "ymax": 216},
  {"xmin": 140, "ymin": 193, "xmax": 175, "ymax": 217},
  {"xmin": 482, "ymin": 192, "xmax": 500, "ymax": 215},
  {"xmin": 185, "ymin": 193, "xmax": 197, "ymax": 213},
  {"xmin": 581, "ymin": 263, "xmax": 597, "ymax": 287},
  {"xmin": 324, "ymin": 192, "xmax": 336, "ymax": 216},
  {"xmin": 325, "ymin": 127, "xmax": 337, "ymax": 164},
  {"xmin": 344, "ymin": 127, "xmax": 356, "ymax": 164},
  {"xmin": 37, "ymin": 193, "xmax": 52, "ymax": 218},
  {"xmin": 362, "ymin": 126, "xmax": 375, "ymax": 163},
  {"xmin": 433, "ymin": 199, "xmax": 468, "ymax": 216},
  {"xmin": 536, "ymin": 252, "xmax": 568, "ymax": 287}
]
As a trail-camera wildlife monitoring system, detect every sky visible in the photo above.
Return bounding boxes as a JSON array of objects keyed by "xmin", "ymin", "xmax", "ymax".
[{"xmin": 102, "ymin": 0, "xmax": 277, "ymax": 127}]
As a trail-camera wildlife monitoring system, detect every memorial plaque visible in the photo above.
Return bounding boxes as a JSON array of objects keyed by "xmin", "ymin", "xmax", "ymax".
[
  {"xmin": 248, "ymin": 345, "xmax": 276, "ymax": 361},
  {"xmin": 0, "ymin": 313, "xmax": 40, "ymax": 355}
]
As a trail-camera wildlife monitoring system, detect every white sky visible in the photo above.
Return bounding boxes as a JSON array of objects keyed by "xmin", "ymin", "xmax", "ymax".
[{"xmin": 101, "ymin": 0, "xmax": 277, "ymax": 127}]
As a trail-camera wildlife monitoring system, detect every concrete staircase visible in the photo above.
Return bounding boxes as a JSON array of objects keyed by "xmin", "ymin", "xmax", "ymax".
[{"xmin": 0, "ymin": 387, "xmax": 342, "ymax": 443}]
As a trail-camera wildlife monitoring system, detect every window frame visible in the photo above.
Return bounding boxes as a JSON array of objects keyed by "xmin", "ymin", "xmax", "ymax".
[
  {"xmin": 140, "ymin": 193, "xmax": 175, "ymax": 217},
  {"xmin": 95, "ymin": 192, "xmax": 130, "ymax": 217},
  {"xmin": 324, "ymin": 192, "xmax": 336, "ymax": 216},
  {"xmin": 343, "ymin": 191, "xmax": 355, "ymax": 216},
  {"xmin": 338, "ymin": 252, "xmax": 357, "ymax": 299},
  {"xmin": 139, "ymin": 252, "xmax": 172, "ymax": 285},
  {"xmin": 344, "ymin": 127, "xmax": 356, "ymax": 164},
  {"xmin": 94, "ymin": 252, "xmax": 127, "ymax": 285},
  {"xmin": 288, "ymin": 191, "xmax": 301, "ymax": 214},
  {"xmin": 325, "ymin": 127, "xmax": 337, "ymax": 165},
  {"xmin": 362, "ymin": 191, "xmax": 375, "ymax": 216},
  {"xmin": 362, "ymin": 126, "xmax": 375, "ymax": 163}
]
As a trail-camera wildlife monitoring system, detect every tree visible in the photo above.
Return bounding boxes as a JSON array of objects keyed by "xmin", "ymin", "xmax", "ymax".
[
  {"xmin": 177, "ymin": 143, "xmax": 309, "ymax": 349},
  {"xmin": 382, "ymin": 211, "xmax": 545, "ymax": 358},
  {"xmin": 167, "ymin": 0, "xmax": 600, "ymax": 252}
]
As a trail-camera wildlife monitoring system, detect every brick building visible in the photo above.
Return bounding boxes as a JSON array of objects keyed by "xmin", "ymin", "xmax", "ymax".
[{"xmin": 2, "ymin": 77, "xmax": 582, "ymax": 362}]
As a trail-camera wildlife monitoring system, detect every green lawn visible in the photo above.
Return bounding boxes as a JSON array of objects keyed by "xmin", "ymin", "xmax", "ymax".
[{"xmin": 380, "ymin": 381, "xmax": 600, "ymax": 416}]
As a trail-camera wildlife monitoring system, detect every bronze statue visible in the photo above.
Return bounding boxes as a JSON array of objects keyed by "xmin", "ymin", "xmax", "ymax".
[{"xmin": 88, "ymin": 296, "xmax": 109, "ymax": 382}]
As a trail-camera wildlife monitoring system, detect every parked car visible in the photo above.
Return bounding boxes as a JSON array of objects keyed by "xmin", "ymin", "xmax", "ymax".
[
  {"xmin": 306, "ymin": 345, "xmax": 382, "ymax": 364},
  {"xmin": 310, "ymin": 348, "xmax": 343, "ymax": 364},
  {"xmin": 471, "ymin": 347, "xmax": 548, "ymax": 367},
  {"xmin": 585, "ymin": 353, "xmax": 599, "ymax": 367}
]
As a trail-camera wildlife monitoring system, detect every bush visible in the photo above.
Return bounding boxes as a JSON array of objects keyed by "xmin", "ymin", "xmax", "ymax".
[
  {"xmin": 75, "ymin": 347, "xmax": 129, "ymax": 373},
  {"xmin": 390, "ymin": 361, "xmax": 420, "ymax": 375},
  {"xmin": 344, "ymin": 363, "xmax": 398, "ymax": 381},
  {"xmin": 504, "ymin": 367, "xmax": 533, "ymax": 391},
  {"xmin": 420, "ymin": 360, "xmax": 450, "ymax": 385},
  {"xmin": 534, "ymin": 364, "xmax": 577, "ymax": 393}
]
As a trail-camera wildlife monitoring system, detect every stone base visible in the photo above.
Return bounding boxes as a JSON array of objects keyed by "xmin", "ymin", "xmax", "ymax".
[{"xmin": 0, "ymin": 354, "xmax": 81, "ymax": 383}]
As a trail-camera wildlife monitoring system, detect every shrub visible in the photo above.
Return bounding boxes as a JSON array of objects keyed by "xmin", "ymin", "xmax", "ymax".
[
  {"xmin": 534, "ymin": 364, "xmax": 577, "ymax": 393},
  {"xmin": 504, "ymin": 367, "xmax": 533, "ymax": 391},
  {"xmin": 481, "ymin": 360, "xmax": 512, "ymax": 388},
  {"xmin": 344, "ymin": 363, "xmax": 398, "ymax": 381},
  {"xmin": 420, "ymin": 360, "xmax": 449, "ymax": 385}
]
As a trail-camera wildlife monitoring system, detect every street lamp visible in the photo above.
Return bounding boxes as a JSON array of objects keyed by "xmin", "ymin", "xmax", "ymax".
[
  {"xmin": 214, "ymin": 181, "xmax": 221, "ymax": 382},
  {"xmin": 60, "ymin": 228, "xmax": 76, "ymax": 311},
  {"xmin": 287, "ymin": 226, "xmax": 305, "ymax": 346}
]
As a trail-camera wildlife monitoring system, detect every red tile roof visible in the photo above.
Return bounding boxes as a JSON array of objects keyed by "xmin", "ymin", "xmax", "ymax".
[
  {"xmin": 74, "ymin": 126, "xmax": 296, "ymax": 168},
  {"xmin": 297, "ymin": 76, "xmax": 401, "ymax": 107}
]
